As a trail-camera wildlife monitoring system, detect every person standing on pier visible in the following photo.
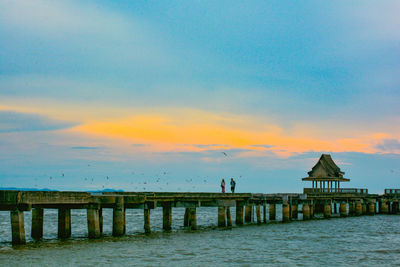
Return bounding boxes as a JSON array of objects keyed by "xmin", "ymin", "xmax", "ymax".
[
  {"xmin": 230, "ymin": 178, "xmax": 236, "ymax": 193},
  {"xmin": 221, "ymin": 179, "xmax": 225, "ymax": 193}
]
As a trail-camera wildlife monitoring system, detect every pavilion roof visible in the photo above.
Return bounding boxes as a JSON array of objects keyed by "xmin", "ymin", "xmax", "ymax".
[{"xmin": 301, "ymin": 154, "xmax": 349, "ymax": 182}]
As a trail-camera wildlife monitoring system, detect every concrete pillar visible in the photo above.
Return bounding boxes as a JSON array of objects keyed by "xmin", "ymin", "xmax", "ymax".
[
  {"xmin": 11, "ymin": 210, "xmax": 26, "ymax": 245},
  {"xmin": 348, "ymin": 201, "xmax": 355, "ymax": 216},
  {"xmin": 263, "ymin": 204, "xmax": 267, "ymax": 223},
  {"xmin": 302, "ymin": 204, "xmax": 310, "ymax": 220},
  {"xmin": 394, "ymin": 202, "xmax": 399, "ymax": 214},
  {"xmin": 256, "ymin": 205, "xmax": 261, "ymax": 224},
  {"xmin": 245, "ymin": 205, "xmax": 252, "ymax": 223},
  {"xmin": 310, "ymin": 202, "xmax": 314, "ymax": 218},
  {"xmin": 340, "ymin": 202, "xmax": 347, "ymax": 217},
  {"xmin": 368, "ymin": 202, "xmax": 375, "ymax": 215},
  {"xmin": 113, "ymin": 197, "xmax": 125, "ymax": 236},
  {"xmin": 162, "ymin": 203, "xmax": 172, "ymax": 231},
  {"xmin": 226, "ymin": 207, "xmax": 232, "ymax": 227},
  {"xmin": 333, "ymin": 203, "xmax": 337, "ymax": 214},
  {"xmin": 236, "ymin": 202, "xmax": 244, "ymax": 225},
  {"xmin": 269, "ymin": 204, "xmax": 276, "ymax": 220},
  {"xmin": 99, "ymin": 208, "xmax": 103, "ymax": 234},
  {"xmin": 323, "ymin": 202, "xmax": 331, "ymax": 219},
  {"xmin": 184, "ymin": 208, "xmax": 189, "ymax": 227},
  {"xmin": 355, "ymin": 201, "xmax": 363, "ymax": 216},
  {"xmin": 282, "ymin": 202, "xmax": 290, "ymax": 222},
  {"xmin": 218, "ymin": 206, "xmax": 227, "ymax": 227},
  {"xmin": 144, "ymin": 208, "xmax": 151, "ymax": 233},
  {"xmin": 31, "ymin": 208, "xmax": 44, "ymax": 240},
  {"xmin": 188, "ymin": 208, "xmax": 197, "ymax": 230},
  {"xmin": 291, "ymin": 204, "xmax": 298, "ymax": 220},
  {"xmin": 362, "ymin": 202, "xmax": 367, "ymax": 215},
  {"xmin": 380, "ymin": 200, "xmax": 389, "ymax": 214},
  {"xmin": 87, "ymin": 207, "xmax": 101, "ymax": 239},
  {"xmin": 58, "ymin": 208, "xmax": 71, "ymax": 239}
]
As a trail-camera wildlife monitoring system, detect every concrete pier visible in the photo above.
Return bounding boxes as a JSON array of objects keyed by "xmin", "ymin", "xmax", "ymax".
[
  {"xmin": 269, "ymin": 203, "xmax": 276, "ymax": 220},
  {"xmin": 188, "ymin": 208, "xmax": 197, "ymax": 230},
  {"xmin": 58, "ymin": 208, "xmax": 71, "ymax": 239},
  {"xmin": 302, "ymin": 204, "xmax": 310, "ymax": 220},
  {"xmin": 162, "ymin": 203, "xmax": 172, "ymax": 231},
  {"xmin": 11, "ymin": 210, "xmax": 26, "ymax": 245},
  {"xmin": 362, "ymin": 202, "xmax": 367, "ymax": 215},
  {"xmin": 236, "ymin": 202, "xmax": 244, "ymax": 225},
  {"xmin": 226, "ymin": 207, "xmax": 232, "ymax": 227},
  {"xmin": 348, "ymin": 201, "xmax": 355, "ymax": 216},
  {"xmin": 339, "ymin": 202, "xmax": 347, "ymax": 217},
  {"xmin": 355, "ymin": 201, "xmax": 363, "ymax": 216},
  {"xmin": 245, "ymin": 205, "xmax": 252, "ymax": 223},
  {"xmin": 99, "ymin": 208, "xmax": 103, "ymax": 234},
  {"xmin": 291, "ymin": 203, "xmax": 298, "ymax": 219},
  {"xmin": 323, "ymin": 202, "xmax": 331, "ymax": 218},
  {"xmin": 368, "ymin": 202, "xmax": 375, "ymax": 215},
  {"xmin": 184, "ymin": 208, "xmax": 189, "ymax": 227},
  {"xmin": 31, "ymin": 208, "xmax": 44, "ymax": 240},
  {"xmin": 282, "ymin": 202, "xmax": 290, "ymax": 222},
  {"xmin": 87, "ymin": 206, "xmax": 101, "ymax": 239},
  {"xmin": 380, "ymin": 200, "xmax": 389, "ymax": 214},
  {"xmin": 144, "ymin": 208, "xmax": 151, "ymax": 233},
  {"xmin": 263, "ymin": 204, "xmax": 267, "ymax": 223},
  {"xmin": 256, "ymin": 205, "xmax": 261, "ymax": 224},
  {"xmin": 218, "ymin": 206, "xmax": 226, "ymax": 227},
  {"xmin": 113, "ymin": 197, "xmax": 125, "ymax": 236}
]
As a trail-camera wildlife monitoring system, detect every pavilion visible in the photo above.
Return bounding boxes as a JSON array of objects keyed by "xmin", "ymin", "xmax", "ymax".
[{"xmin": 302, "ymin": 154, "xmax": 350, "ymax": 193}]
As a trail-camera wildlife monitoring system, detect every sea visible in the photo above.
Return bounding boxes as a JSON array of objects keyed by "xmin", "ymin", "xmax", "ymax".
[{"xmin": 0, "ymin": 207, "xmax": 399, "ymax": 266}]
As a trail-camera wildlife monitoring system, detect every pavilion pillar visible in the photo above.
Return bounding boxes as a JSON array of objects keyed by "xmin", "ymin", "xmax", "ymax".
[
  {"xmin": 291, "ymin": 202, "xmax": 298, "ymax": 220},
  {"xmin": 144, "ymin": 208, "xmax": 151, "ymax": 233},
  {"xmin": 263, "ymin": 204, "xmax": 267, "ymax": 223},
  {"xmin": 113, "ymin": 197, "xmax": 125, "ymax": 236},
  {"xmin": 245, "ymin": 205, "xmax": 252, "ymax": 223},
  {"xmin": 226, "ymin": 207, "xmax": 232, "ymax": 227},
  {"xmin": 218, "ymin": 206, "xmax": 227, "ymax": 227},
  {"xmin": 11, "ymin": 210, "xmax": 26, "ymax": 245},
  {"xmin": 162, "ymin": 203, "xmax": 172, "ymax": 231},
  {"xmin": 355, "ymin": 201, "xmax": 363, "ymax": 216},
  {"xmin": 256, "ymin": 205, "xmax": 261, "ymax": 224},
  {"xmin": 368, "ymin": 202, "xmax": 376, "ymax": 215},
  {"xmin": 269, "ymin": 203, "xmax": 276, "ymax": 220},
  {"xmin": 323, "ymin": 200, "xmax": 331, "ymax": 218},
  {"xmin": 340, "ymin": 202, "xmax": 347, "ymax": 217},
  {"xmin": 282, "ymin": 201, "xmax": 290, "ymax": 222},
  {"xmin": 236, "ymin": 201, "xmax": 244, "ymax": 225},
  {"xmin": 188, "ymin": 207, "xmax": 197, "ymax": 230},
  {"xmin": 87, "ymin": 205, "xmax": 101, "ymax": 239},
  {"xmin": 302, "ymin": 203, "xmax": 310, "ymax": 220},
  {"xmin": 58, "ymin": 208, "xmax": 71, "ymax": 239},
  {"xmin": 31, "ymin": 208, "xmax": 44, "ymax": 240},
  {"xmin": 184, "ymin": 208, "xmax": 190, "ymax": 227}
]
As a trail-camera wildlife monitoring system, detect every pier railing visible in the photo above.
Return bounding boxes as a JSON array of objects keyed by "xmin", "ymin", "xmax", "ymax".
[
  {"xmin": 303, "ymin": 188, "xmax": 368, "ymax": 194},
  {"xmin": 384, "ymin": 189, "xmax": 400, "ymax": 196}
]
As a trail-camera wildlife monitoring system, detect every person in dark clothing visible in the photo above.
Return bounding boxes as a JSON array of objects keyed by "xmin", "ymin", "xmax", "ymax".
[
  {"xmin": 221, "ymin": 179, "xmax": 225, "ymax": 193},
  {"xmin": 230, "ymin": 178, "xmax": 236, "ymax": 193}
]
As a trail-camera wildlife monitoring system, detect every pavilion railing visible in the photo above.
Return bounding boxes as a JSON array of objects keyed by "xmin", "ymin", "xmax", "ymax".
[
  {"xmin": 384, "ymin": 189, "xmax": 400, "ymax": 195},
  {"xmin": 303, "ymin": 188, "xmax": 368, "ymax": 194}
]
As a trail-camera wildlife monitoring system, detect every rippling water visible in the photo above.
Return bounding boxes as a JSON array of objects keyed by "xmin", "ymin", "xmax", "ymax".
[{"xmin": 1, "ymin": 207, "xmax": 399, "ymax": 266}]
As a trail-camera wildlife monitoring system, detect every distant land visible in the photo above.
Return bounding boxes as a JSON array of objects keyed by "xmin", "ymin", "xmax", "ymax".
[{"xmin": 0, "ymin": 187, "xmax": 124, "ymax": 192}]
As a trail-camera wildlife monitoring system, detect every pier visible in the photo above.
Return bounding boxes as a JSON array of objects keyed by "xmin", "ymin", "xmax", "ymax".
[{"xmin": 1, "ymin": 154, "xmax": 399, "ymax": 245}]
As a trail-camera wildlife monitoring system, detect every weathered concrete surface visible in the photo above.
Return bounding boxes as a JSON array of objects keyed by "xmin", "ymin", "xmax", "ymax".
[
  {"xmin": 144, "ymin": 208, "xmax": 151, "ymax": 233},
  {"xmin": 340, "ymin": 202, "xmax": 347, "ymax": 217},
  {"xmin": 245, "ymin": 205, "xmax": 252, "ymax": 223},
  {"xmin": 323, "ymin": 202, "xmax": 331, "ymax": 218},
  {"xmin": 256, "ymin": 206, "xmax": 261, "ymax": 224},
  {"xmin": 226, "ymin": 207, "xmax": 232, "ymax": 227},
  {"xmin": 236, "ymin": 202, "xmax": 244, "ymax": 225},
  {"xmin": 282, "ymin": 202, "xmax": 290, "ymax": 222},
  {"xmin": 355, "ymin": 201, "xmax": 363, "ymax": 216},
  {"xmin": 87, "ymin": 207, "xmax": 101, "ymax": 239},
  {"xmin": 302, "ymin": 204, "xmax": 310, "ymax": 220},
  {"xmin": 31, "ymin": 208, "xmax": 44, "ymax": 240},
  {"xmin": 269, "ymin": 204, "xmax": 276, "ymax": 220},
  {"xmin": 11, "ymin": 210, "xmax": 25, "ymax": 245},
  {"xmin": 368, "ymin": 202, "xmax": 376, "ymax": 215},
  {"xmin": 113, "ymin": 197, "xmax": 125, "ymax": 236},
  {"xmin": 188, "ymin": 207, "xmax": 197, "ymax": 230},
  {"xmin": 162, "ymin": 203, "xmax": 172, "ymax": 231},
  {"xmin": 184, "ymin": 208, "xmax": 189, "ymax": 227},
  {"xmin": 291, "ymin": 204, "xmax": 298, "ymax": 219},
  {"xmin": 218, "ymin": 206, "xmax": 226, "ymax": 227},
  {"xmin": 263, "ymin": 205, "xmax": 267, "ymax": 223},
  {"xmin": 58, "ymin": 208, "xmax": 71, "ymax": 239}
]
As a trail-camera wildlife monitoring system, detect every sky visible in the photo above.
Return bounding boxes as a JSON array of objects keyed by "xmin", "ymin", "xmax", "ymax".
[{"xmin": 0, "ymin": 0, "xmax": 399, "ymax": 193}]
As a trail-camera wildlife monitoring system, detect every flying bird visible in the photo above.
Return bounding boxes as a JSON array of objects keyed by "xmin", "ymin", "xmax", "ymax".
[{"xmin": 222, "ymin": 152, "xmax": 228, "ymax": 156}]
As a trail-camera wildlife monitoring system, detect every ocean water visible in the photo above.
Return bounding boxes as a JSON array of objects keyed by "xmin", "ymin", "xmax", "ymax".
[{"xmin": 0, "ymin": 207, "xmax": 399, "ymax": 266}]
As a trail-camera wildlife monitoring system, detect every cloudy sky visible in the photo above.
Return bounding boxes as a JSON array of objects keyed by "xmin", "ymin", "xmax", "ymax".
[{"xmin": 0, "ymin": 0, "xmax": 399, "ymax": 193}]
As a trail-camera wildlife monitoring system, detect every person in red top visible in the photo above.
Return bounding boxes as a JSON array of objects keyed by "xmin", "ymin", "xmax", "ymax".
[{"xmin": 221, "ymin": 179, "xmax": 225, "ymax": 193}]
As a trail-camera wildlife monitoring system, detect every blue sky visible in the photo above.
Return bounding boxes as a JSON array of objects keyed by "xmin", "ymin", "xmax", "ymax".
[{"xmin": 0, "ymin": 1, "xmax": 399, "ymax": 193}]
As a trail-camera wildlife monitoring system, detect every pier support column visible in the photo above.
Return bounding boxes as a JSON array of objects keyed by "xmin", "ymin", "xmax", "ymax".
[
  {"xmin": 144, "ymin": 208, "xmax": 151, "ymax": 233},
  {"xmin": 340, "ymin": 202, "xmax": 347, "ymax": 217},
  {"xmin": 218, "ymin": 206, "xmax": 227, "ymax": 227},
  {"xmin": 291, "ymin": 203, "xmax": 298, "ymax": 220},
  {"xmin": 269, "ymin": 204, "xmax": 276, "ymax": 220},
  {"xmin": 362, "ymin": 202, "xmax": 367, "ymax": 215},
  {"xmin": 256, "ymin": 205, "xmax": 261, "ymax": 224},
  {"xmin": 184, "ymin": 208, "xmax": 189, "ymax": 227},
  {"xmin": 380, "ymin": 200, "xmax": 389, "ymax": 214},
  {"xmin": 31, "ymin": 208, "xmax": 44, "ymax": 240},
  {"xmin": 245, "ymin": 205, "xmax": 252, "ymax": 223},
  {"xmin": 226, "ymin": 207, "xmax": 232, "ymax": 227},
  {"xmin": 282, "ymin": 202, "xmax": 290, "ymax": 222},
  {"xmin": 310, "ymin": 202, "xmax": 314, "ymax": 218},
  {"xmin": 323, "ymin": 201, "xmax": 331, "ymax": 219},
  {"xmin": 99, "ymin": 208, "xmax": 103, "ymax": 234},
  {"xmin": 236, "ymin": 201, "xmax": 244, "ymax": 225},
  {"xmin": 113, "ymin": 197, "xmax": 125, "ymax": 236},
  {"xmin": 188, "ymin": 208, "xmax": 197, "ymax": 230},
  {"xmin": 333, "ymin": 203, "xmax": 337, "ymax": 214},
  {"xmin": 162, "ymin": 203, "xmax": 172, "ymax": 231},
  {"xmin": 355, "ymin": 201, "xmax": 363, "ymax": 216},
  {"xmin": 263, "ymin": 204, "xmax": 267, "ymax": 223},
  {"xmin": 367, "ymin": 202, "xmax": 375, "ymax": 215},
  {"xmin": 348, "ymin": 201, "xmax": 355, "ymax": 216},
  {"xmin": 58, "ymin": 208, "xmax": 71, "ymax": 239},
  {"xmin": 87, "ymin": 206, "xmax": 101, "ymax": 239},
  {"xmin": 302, "ymin": 203, "xmax": 310, "ymax": 220},
  {"xmin": 11, "ymin": 210, "xmax": 26, "ymax": 245}
]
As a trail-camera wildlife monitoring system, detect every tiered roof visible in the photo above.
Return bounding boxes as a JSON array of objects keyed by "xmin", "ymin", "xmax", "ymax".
[{"xmin": 302, "ymin": 154, "xmax": 349, "ymax": 181}]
